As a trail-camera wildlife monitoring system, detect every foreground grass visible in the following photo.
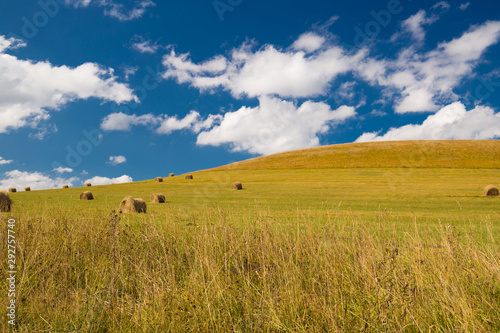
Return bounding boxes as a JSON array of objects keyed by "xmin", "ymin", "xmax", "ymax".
[{"xmin": 1, "ymin": 204, "xmax": 499, "ymax": 332}]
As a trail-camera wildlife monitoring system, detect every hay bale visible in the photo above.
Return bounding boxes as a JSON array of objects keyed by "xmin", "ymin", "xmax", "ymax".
[
  {"xmin": 119, "ymin": 196, "xmax": 147, "ymax": 213},
  {"xmin": 231, "ymin": 182, "xmax": 243, "ymax": 190},
  {"xmin": 484, "ymin": 184, "xmax": 499, "ymax": 196},
  {"xmin": 63, "ymin": 185, "xmax": 69, "ymax": 189},
  {"xmin": 169, "ymin": 173, "xmax": 175, "ymax": 177},
  {"xmin": 8, "ymin": 188, "xmax": 16, "ymax": 193},
  {"xmin": 155, "ymin": 177, "xmax": 163, "ymax": 183},
  {"xmin": 85, "ymin": 183, "xmax": 92, "ymax": 187},
  {"xmin": 185, "ymin": 174, "xmax": 193, "ymax": 180},
  {"xmin": 25, "ymin": 187, "xmax": 31, "ymax": 192},
  {"xmin": 80, "ymin": 191, "xmax": 94, "ymax": 200},
  {"xmin": 0, "ymin": 191, "xmax": 11, "ymax": 212},
  {"xmin": 151, "ymin": 193, "xmax": 166, "ymax": 203}
]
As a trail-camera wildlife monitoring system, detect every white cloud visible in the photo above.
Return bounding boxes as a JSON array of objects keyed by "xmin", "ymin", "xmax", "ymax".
[
  {"xmin": 432, "ymin": 1, "xmax": 450, "ymax": 11},
  {"xmin": 156, "ymin": 111, "xmax": 220, "ymax": 135},
  {"xmin": 292, "ymin": 33, "xmax": 326, "ymax": 53},
  {"xmin": 0, "ymin": 35, "xmax": 26, "ymax": 53},
  {"xmin": 101, "ymin": 112, "xmax": 159, "ymax": 131},
  {"xmin": 356, "ymin": 102, "xmax": 500, "ymax": 142},
  {"xmin": 0, "ymin": 170, "xmax": 79, "ymax": 191},
  {"xmin": 395, "ymin": 10, "xmax": 439, "ymax": 43},
  {"xmin": 101, "ymin": 110, "xmax": 220, "ymax": 134},
  {"xmin": 0, "ymin": 37, "xmax": 137, "ymax": 134},
  {"xmin": 459, "ymin": 2, "xmax": 470, "ymax": 11},
  {"xmin": 131, "ymin": 36, "xmax": 161, "ymax": 54},
  {"xmin": 104, "ymin": 0, "xmax": 155, "ymax": 21},
  {"xmin": 162, "ymin": 41, "xmax": 363, "ymax": 99},
  {"xmin": 108, "ymin": 155, "xmax": 127, "ymax": 165},
  {"xmin": 196, "ymin": 96, "xmax": 356, "ymax": 155},
  {"xmin": 84, "ymin": 175, "xmax": 132, "ymax": 186},
  {"xmin": 163, "ymin": 20, "xmax": 500, "ymax": 114},
  {"xmin": 369, "ymin": 110, "xmax": 388, "ymax": 117},
  {"xmin": 0, "ymin": 157, "xmax": 13, "ymax": 165},
  {"xmin": 123, "ymin": 66, "xmax": 138, "ymax": 80},
  {"xmin": 65, "ymin": 0, "xmax": 155, "ymax": 21},
  {"xmin": 101, "ymin": 97, "xmax": 356, "ymax": 155},
  {"xmin": 358, "ymin": 20, "xmax": 500, "ymax": 113},
  {"xmin": 53, "ymin": 167, "xmax": 73, "ymax": 174}
]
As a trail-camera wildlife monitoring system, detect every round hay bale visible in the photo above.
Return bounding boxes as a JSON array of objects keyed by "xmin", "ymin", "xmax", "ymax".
[
  {"xmin": 80, "ymin": 191, "xmax": 94, "ymax": 200},
  {"xmin": 484, "ymin": 184, "xmax": 499, "ymax": 196},
  {"xmin": 151, "ymin": 193, "xmax": 166, "ymax": 203},
  {"xmin": 169, "ymin": 173, "xmax": 175, "ymax": 177},
  {"xmin": 63, "ymin": 185, "xmax": 69, "ymax": 189},
  {"xmin": 25, "ymin": 187, "xmax": 31, "ymax": 192},
  {"xmin": 0, "ymin": 191, "xmax": 11, "ymax": 213},
  {"xmin": 155, "ymin": 177, "xmax": 163, "ymax": 183},
  {"xmin": 85, "ymin": 183, "xmax": 92, "ymax": 187},
  {"xmin": 185, "ymin": 174, "xmax": 193, "ymax": 180},
  {"xmin": 119, "ymin": 196, "xmax": 147, "ymax": 213},
  {"xmin": 8, "ymin": 188, "xmax": 16, "ymax": 193},
  {"xmin": 231, "ymin": 182, "xmax": 243, "ymax": 190}
]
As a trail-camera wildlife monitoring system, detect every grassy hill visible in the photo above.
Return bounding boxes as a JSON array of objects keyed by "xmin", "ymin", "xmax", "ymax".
[
  {"xmin": 215, "ymin": 140, "xmax": 500, "ymax": 169},
  {"xmin": 2, "ymin": 140, "xmax": 499, "ymax": 332},
  {"xmin": 10, "ymin": 140, "xmax": 499, "ymax": 222}
]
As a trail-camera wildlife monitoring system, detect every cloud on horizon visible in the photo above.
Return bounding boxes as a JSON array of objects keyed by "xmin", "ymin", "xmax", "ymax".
[
  {"xmin": 0, "ymin": 170, "xmax": 79, "ymax": 191},
  {"xmin": 101, "ymin": 96, "xmax": 356, "ymax": 155},
  {"xmin": 84, "ymin": 175, "xmax": 132, "ymax": 185},
  {"xmin": 356, "ymin": 102, "xmax": 500, "ymax": 142}
]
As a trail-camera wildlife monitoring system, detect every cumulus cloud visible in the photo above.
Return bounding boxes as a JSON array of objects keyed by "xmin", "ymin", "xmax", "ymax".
[
  {"xmin": 0, "ymin": 36, "xmax": 137, "ymax": 134},
  {"xmin": 101, "ymin": 110, "xmax": 220, "ymax": 134},
  {"xmin": 84, "ymin": 175, "xmax": 133, "ymax": 185},
  {"xmin": 65, "ymin": 0, "xmax": 155, "ymax": 21},
  {"xmin": 356, "ymin": 102, "xmax": 500, "ymax": 142},
  {"xmin": 108, "ymin": 155, "xmax": 127, "ymax": 165},
  {"xmin": 53, "ymin": 167, "xmax": 73, "ymax": 174},
  {"xmin": 292, "ymin": 33, "xmax": 326, "ymax": 53},
  {"xmin": 162, "ymin": 41, "xmax": 363, "ymax": 99},
  {"xmin": 163, "ymin": 20, "xmax": 500, "ymax": 114},
  {"xmin": 101, "ymin": 97, "xmax": 356, "ymax": 155},
  {"xmin": 0, "ymin": 157, "xmax": 13, "ymax": 165},
  {"xmin": 358, "ymin": 20, "xmax": 500, "ymax": 112},
  {"xmin": 393, "ymin": 10, "xmax": 439, "ymax": 43},
  {"xmin": 196, "ymin": 96, "xmax": 356, "ymax": 155},
  {"xmin": 0, "ymin": 170, "xmax": 79, "ymax": 191},
  {"xmin": 101, "ymin": 112, "xmax": 159, "ymax": 131},
  {"xmin": 0, "ymin": 35, "xmax": 26, "ymax": 53},
  {"xmin": 156, "ymin": 111, "xmax": 220, "ymax": 134}
]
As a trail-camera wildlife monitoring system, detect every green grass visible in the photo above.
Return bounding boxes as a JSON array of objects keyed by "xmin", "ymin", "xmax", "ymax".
[{"xmin": 1, "ymin": 140, "xmax": 500, "ymax": 332}]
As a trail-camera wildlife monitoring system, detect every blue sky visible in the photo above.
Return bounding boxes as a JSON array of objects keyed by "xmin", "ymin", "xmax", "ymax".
[{"xmin": 1, "ymin": 0, "xmax": 500, "ymax": 190}]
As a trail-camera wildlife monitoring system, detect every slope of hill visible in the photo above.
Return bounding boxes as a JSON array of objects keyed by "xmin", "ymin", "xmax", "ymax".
[{"xmin": 214, "ymin": 140, "xmax": 500, "ymax": 170}]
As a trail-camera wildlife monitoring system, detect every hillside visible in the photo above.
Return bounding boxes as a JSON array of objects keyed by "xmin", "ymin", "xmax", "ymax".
[{"xmin": 214, "ymin": 140, "xmax": 500, "ymax": 170}]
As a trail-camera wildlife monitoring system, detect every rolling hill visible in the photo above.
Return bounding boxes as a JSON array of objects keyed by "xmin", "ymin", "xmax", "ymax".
[{"xmin": 214, "ymin": 140, "xmax": 500, "ymax": 170}]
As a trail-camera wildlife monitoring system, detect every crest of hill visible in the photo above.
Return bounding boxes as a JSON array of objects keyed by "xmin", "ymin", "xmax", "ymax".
[{"xmin": 214, "ymin": 140, "xmax": 500, "ymax": 170}]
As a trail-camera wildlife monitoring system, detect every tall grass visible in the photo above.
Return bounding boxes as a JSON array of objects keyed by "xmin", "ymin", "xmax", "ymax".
[{"xmin": 2, "ymin": 204, "xmax": 499, "ymax": 332}]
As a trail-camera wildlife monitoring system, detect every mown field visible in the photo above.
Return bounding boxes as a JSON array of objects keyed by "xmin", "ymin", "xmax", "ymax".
[{"xmin": 1, "ymin": 140, "xmax": 500, "ymax": 332}]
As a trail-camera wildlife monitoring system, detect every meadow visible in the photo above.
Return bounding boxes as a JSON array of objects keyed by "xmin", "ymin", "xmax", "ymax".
[{"xmin": 1, "ymin": 140, "xmax": 499, "ymax": 332}]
